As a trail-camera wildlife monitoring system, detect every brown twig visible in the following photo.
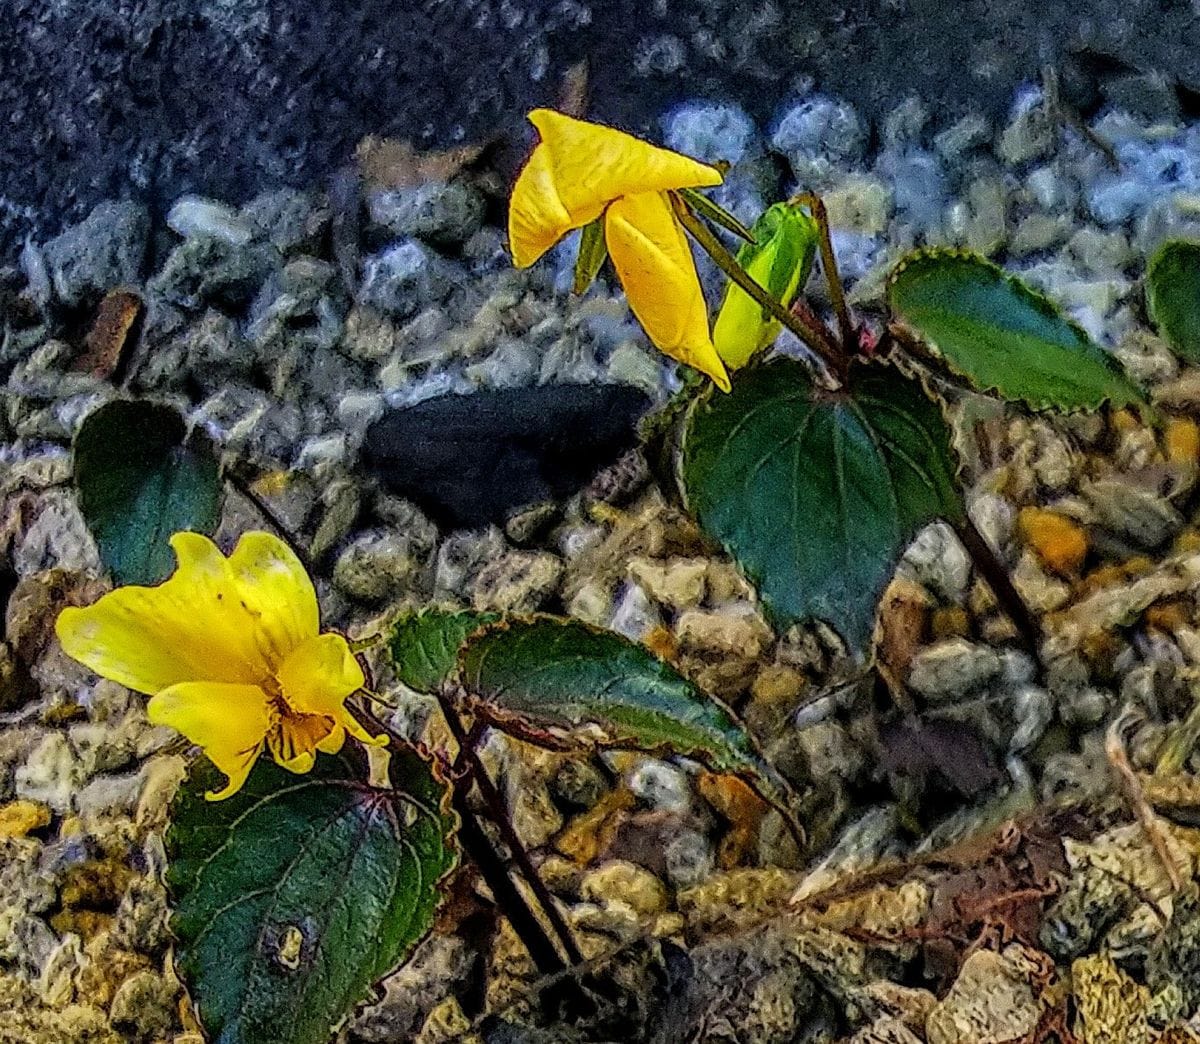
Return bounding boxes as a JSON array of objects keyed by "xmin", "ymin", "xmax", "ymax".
[
  {"xmin": 438, "ymin": 687, "xmax": 584, "ymax": 966},
  {"xmin": 1106, "ymin": 706, "xmax": 1185, "ymax": 892},
  {"xmin": 788, "ymin": 192, "xmax": 856, "ymax": 352}
]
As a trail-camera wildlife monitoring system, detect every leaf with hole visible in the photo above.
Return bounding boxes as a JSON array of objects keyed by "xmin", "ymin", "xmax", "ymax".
[
  {"xmin": 887, "ymin": 248, "xmax": 1145, "ymax": 412},
  {"xmin": 457, "ymin": 616, "xmax": 776, "ymax": 787},
  {"xmin": 73, "ymin": 399, "xmax": 222, "ymax": 585},
  {"xmin": 682, "ymin": 358, "xmax": 963, "ymax": 655},
  {"xmin": 167, "ymin": 747, "xmax": 456, "ymax": 1044},
  {"xmin": 388, "ymin": 607, "xmax": 500, "ymax": 693},
  {"xmin": 1147, "ymin": 239, "xmax": 1200, "ymax": 363}
]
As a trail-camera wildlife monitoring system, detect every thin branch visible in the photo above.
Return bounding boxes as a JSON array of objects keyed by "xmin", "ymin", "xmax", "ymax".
[
  {"xmin": 788, "ymin": 192, "xmax": 856, "ymax": 352},
  {"xmin": 224, "ymin": 472, "xmax": 315, "ymax": 576},
  {"xmin": 671, "ymin": 192, "xmax": 846, "ymax": 381},
  {"xmin": 953, "ymin": 513, "xmax": 1043, "ymax": 667},
  {"xmin": 440, "ymin": 687, "xmax": 584, "ymax": 966}
]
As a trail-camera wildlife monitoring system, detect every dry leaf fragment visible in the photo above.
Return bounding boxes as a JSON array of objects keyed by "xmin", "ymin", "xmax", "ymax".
[{"xmin": 75, "ymin": 289, "xmax": 143, "ymax": 380}]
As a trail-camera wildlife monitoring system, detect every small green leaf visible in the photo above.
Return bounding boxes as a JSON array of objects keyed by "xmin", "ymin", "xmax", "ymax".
[
  {"xmin": 73, "ymin": 400, "xmax": 222, "ymax": 585},
  {"xmin": 682, "ymin": 358, "xmax": 964, "ymax": 655},
  {"xmin": 1147, "ymin": 239, "xmax": 1200, "ymax": 362},
  {"xmin": 388, "ymin": 607, "xmax": 500, "ymax": 693},
  {"xmin": 168, "ymin": 747, "xmax": 456, "ymax": 1044},
  {"xmin": 572, "ymin": 218, "xmax": 609, "ymax": 295},
  {"xmin": 676, "ymin": 187, "xmax": 756, "ymax": 243},
  {"xmin": 713, "ymin": 203, "xmax": 819, "ymax": 369},
  {"xmin": 457, "ymin": 616, "xmax": 763, "ymax": 779},
  {"xmin": 887, "ymin": 248, "xmax": 1145, "ymax": 412}
]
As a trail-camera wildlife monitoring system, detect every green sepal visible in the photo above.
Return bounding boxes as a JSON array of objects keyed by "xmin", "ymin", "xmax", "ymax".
[{"xmin": 572, "ymin": 217, "xmax": 609, "ymax": 295}]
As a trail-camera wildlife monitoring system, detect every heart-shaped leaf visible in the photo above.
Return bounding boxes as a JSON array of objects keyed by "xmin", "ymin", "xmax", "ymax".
[
  {"xmin": 74, "ymin": 399, "xmax": 222, "ymax": 585},
  {"xmin": 887, "ymin": 248, "xmax": 1145, "ymax": 412},
  {"xmin": 682, "ymin": 358, "xmax": 964, "ymax": 654},
  {"xmin": 1147, "ymin": 239, "xmax": 1200, "ymax": 363},
  {"xmin": 457, "ymin": 616, "xmax": 767, "ymax": 781},
  {"xmin": 168, "ymin": 747, "xmax": 456, "ymax": 1044},
  {"xmin": 388, "ymin": 607, "xmax": 500, "ymax": 693}
]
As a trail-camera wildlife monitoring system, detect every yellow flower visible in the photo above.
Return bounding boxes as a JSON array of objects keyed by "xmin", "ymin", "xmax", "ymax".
[
  {"xmin": 508, "ymin": 108, "xmax": 731, "ymax": 391},
  {"xmin": 55, "ymin": 531, "xmax": 384, "ymax": 800}
]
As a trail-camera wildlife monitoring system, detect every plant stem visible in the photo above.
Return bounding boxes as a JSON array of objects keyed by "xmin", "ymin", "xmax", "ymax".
[
  {"xmin": 788, "ymin": 192, "xmax": 856, "ymax": 352},
  {"xmin": 953, "ymin": 514, "xmax": 1042, "ymax": 664},
  {"xmin": 671, "ymin": 192, "xmax": 846, "ymax": 380},
  {"xmin": 439, "ymin": 689, "xmax": 584, "ymax": 966}
]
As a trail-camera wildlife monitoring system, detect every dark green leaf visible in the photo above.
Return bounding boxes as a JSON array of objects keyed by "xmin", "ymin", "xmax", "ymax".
[
  {"xmin": 1147, "ymin": 239, "xmax": 1200, "ymax": 363},
  {"xmin": 572, "ymin": 218, "xmax": 609, "ymax": 295},
  {"xmin": 887, "ymin": 248, "xmax": 1145, "ymax": 412},
  {"xmin": 676, "ymin": 187, "xmax": 756, "ymax": 243},
  {"xmin": 682, "ymin": 358, "xmax": 964, "ymax": 654},
  {"xmin": 168, "ymin": 747, "xmax": 455, "ymax": 1044},
  {"xmin": 457, "ymin": 616, "xmax": 763, "ymax": 778},
  {"xmin": 388, "ymin": 607, "xmax": 500, "ymax": 693},
  {"xmin": 73, "ymin": 400, "xmax": 222, "ymax": 585}
]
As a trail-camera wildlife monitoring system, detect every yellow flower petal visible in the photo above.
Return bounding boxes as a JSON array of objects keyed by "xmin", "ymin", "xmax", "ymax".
[
  {"xmin": 227, "ymin": 531, "xmax": 320, "ymax": 667},
  {"xmin": 56, "ymin": 533, "xmax": 278, "ymax": 694},
  {"xmin": 147, "ymin": 681, "xmax": 272, "ymax": 800},
  {"xmin": 277, "ymin": 634, "xmax": 386, "ymax": 748},
  {"xmin": 508, "ymin": 108, "xmax": 723, "ymax": 268},
  {"xmin": 605, "ymin": 191, "xmax": 731, "ymax": 392}
]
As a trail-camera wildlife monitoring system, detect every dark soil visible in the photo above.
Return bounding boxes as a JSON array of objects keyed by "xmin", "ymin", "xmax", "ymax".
[{"xmin": 4, "ymin": 0, "xmax": 1200, "ymax": 260}]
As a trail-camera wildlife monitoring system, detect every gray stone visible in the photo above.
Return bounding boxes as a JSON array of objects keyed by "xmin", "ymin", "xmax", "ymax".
[
  {"xmin": 333, "ymin": 527, "xmax": 435, "ymax": 604},
  {"xmin": 358, "ymin": 239, "xmax": 456, "ymax": 318},
  {"xmin": 1084, "ymin": 478, "xmax": 1183, "ymax": 548},
  {"xmin": 1024, "ymin": 163, "xmax": 1077, "ymax": 212},
  {"xmin": 996, "ymin": 87, "xmax": 1053, "ymax": 166},
  {"xmin": 243, "ymin": 188, "xmax": 330, "ymax": 255},
  {"xmin": 823, "ymin": 175, "xmax": 894, "ymax": 235},
  {"xmin": 1066, "ymin": 227, "xmax": 1132, "ymax": 273},
  {"xmin": 962, "ymin": 175, "xmax": 1009, "ymax": 255},
  {"xmin": 1008, "ymin": 685, "xmax": 1053, "ymax": 752},
  {"xmin": 351, "ymin": 936, "xmax": 472, "ymax": 1042},
  {"xmin": 464, "ymin": 338, "xmax": 540, "ymax": 389},
  {"xmin": 43, "ymin": 201, "xmax": 149, "ymax": 306},
  {"xmin": 933, "ymin": 112, "xmax": 992, "ymax": 162},
  {"xmin": 899, "ymin": 522, "xmax": 971, "ymax": 602},
  {"xmin": 608, "ymin": 581, "xmax": 663, "ymax": 643},
  {"xmin": 166, "ymin": 195, "xmax": 252, "ymax": 245},
  {"xmin": 367, "ymin": 181, "xmax": 486, "ymax": 249},
  {"xmin": 149, "ymin": 234, "xmax": 277, "ymax": 311},
  {"xmin": 908, "ymin": 639, "xmax": 1002, "ymax": 701},
  {"xmin": 1009, "ymin": 213, "xmax": 1073, "ymax": 256},
  {"xmin": 627, "ymin": 760, "xmax": 692, "ymax": 814},
  {"xmin": 633, "ymin": 33, "xmax": 686, "ymax": 76},
  {"xmin": 882, "ymin": 97, "xmax": 929, "ymax": 149},
  {"xmin": 771, "ymin": 95, "xmax": 867, "ymax": 186},
  {"xmin": 795, "ymin": 719, "xmax": 863, "ymax": 782},
  {"xmin": 878, "ymin": 149, "xmax": 947, "ymax": 232},
  {"xmin": 433, "ymin": 527, "xmax": 507, "ymax": 599},
  {"xmin": 470, "ymin": 550, "xmax": 563, "ymax": 613},
  {"xmin": 664, "ymin": 829, "xmax": 717, "ymax": 890},
  {"xmin": 108, "ymin": 969, "xmax": 178, "ymax": 1043},
  {"xmin": 662, "ymin": 102, "xmax": 757, "ymax": 165},
  {"xmin": 11, "ymin": 490, "xmax": 101, "ymax": 577},
  {"xmin": 14, "ymin": 732, "xmax": 80, "ymax": 812}
]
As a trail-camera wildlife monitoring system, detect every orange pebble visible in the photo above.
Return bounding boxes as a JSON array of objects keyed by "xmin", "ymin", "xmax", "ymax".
[
  {"xmin": 1018, "ymin": 507, "xmax": 1089, "ymax": 576},
  {"xmin": 1166, "ymin": 417, "xmax": 1200, "ymax": 465}
]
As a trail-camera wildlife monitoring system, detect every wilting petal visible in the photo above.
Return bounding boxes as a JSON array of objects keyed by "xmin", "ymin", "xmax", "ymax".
[
  {"xmin": 508, "ymin": 109, "xmax": 723, "ymax": 269},
  {"xmin": 228, "ymin": 531, "xmax": 320, "ymax": 669},
  {"xmin": 277, "ymin": 634, "xmax": 386, "ymax": 747},
  {"xmin": 147, "ymin": 681, "xmax": 273, "ymax": 800},
  {"xmin": 605, "ymin": 191, "xmax": 731, "ymax": 392},
  {"xmin": 56, "ymin": 533, "xmax": 276, "ymax": 694}
]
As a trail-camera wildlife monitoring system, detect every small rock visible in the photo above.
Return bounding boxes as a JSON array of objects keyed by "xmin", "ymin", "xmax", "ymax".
[
  {"xmin": 0, "ymin": 800, "xmax": 50, "ymax": 839},
  {"xmin": 925, "ymin": 945, "xmax": 1042, "ymax": 1044},
  {"xmin": 367, "ymin": 181, "xmax": 486, "ymax": 249},
  {"xmin": 359, "ymin": 240, "xmax": 455, "ymax": 318},
  {"xmin": 877, "ymin": 149, "xmax": 947, "ymax": 232},
  {"xmin": 675, "ymin": 605, "xmax": 773, "ymax": 659},
  {"xmin": 43, "ymin": 201, "xmax": 149, "ymax": 306},
  {"xmin": 1009, "ymin": 685, "xmax": 1054, "ymax": 752},
  {"xmin": 243, "ymin": 188, "xmax": 330, "ymax": 255},
  {"xmin": 962, "ymin": 175, "xmax": 1009, "ymax": 255},
  {"xmin": 1017, "ymin": 507, "xmax": 1088, "ymax": 575},
  {"xmin": 433, "ymin": 527, "xmax": 507, "ymax": 600},
  {"xmin": 1009, "ymin": 212, "xmax": 1073, "ymax": 256},
  {"xmin": 470, "ymin": 551, "xmax": 563, "ymax": 613},
  {"xmin": 662, "ymin": 102, "xmax": 757, "ymax": 165},
  {"xmin": 907, "ymin": 639, "xmax": 1002, "ymax": 701},
  {"xmin": 1084, "ymin": 478, "xmax": 1183, "ymax": 548},
  {"xmin": 823, "ymin": 175, "xmax": 894, "ymax": 235},
  {"xmin": 626, "ymin": 557, "xmax": 707, "ymax": 611},
  {"xmin": 333, "ymin": 527, "xmax": 435, "ymax": 604},
  {"xmin": 899, "ymin": 522, "xmax": 972, "ymax": 601},
  {"xmin": 15, "ymin": 732, "xmax": 80, "ymax": 812},
  {"xmin": 997, "ymin": 87, "xmax": 1053, "ymax": 166},
  {"xmin": 166, "ymin": 195, "xmax": 253, "ymax": 245},
  {"xmin": 579, "ymin": 860, "xmax": 668, "ymax": 918},
  {"xmin": 148, "ymin": 234, "xmax": 276, "ymax": 312},
  {"xmin": 771, "ymin": 95, "xmax": 867, "ymax": 186},
  {"xmin": 627, "ymin": 760, "xmax": 692, "ymax": 814},
  {"xmin": 933, "ymin": 112, "xmax": 992, "ymax": 161},
  {"xmin": 108, "ymin": 969, "xmax": 177, "ymax": 1042},
  {"xmin": 608, "ymin": 582, "xmax": 664, "ymax": 643}
]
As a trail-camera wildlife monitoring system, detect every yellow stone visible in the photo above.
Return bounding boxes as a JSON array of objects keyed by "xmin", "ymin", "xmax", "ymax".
[
  {"xmin": 1017, "ymin": 507, "xmax": 1088, "ymax": 575},
  {"xmin": 0, "ymin": 800, "xmax": 50, "ymax": 838},
  {"xmin": 1166, "ymin": 417, "xmax": 1200, "ymax": 465},
  {"xmin": 931, "ymin": 605, "xmax": 971, "ymax": 639},
  {"xmin": 1174, "ymin": 528, "xmax": 1200, "ymax": 554}
]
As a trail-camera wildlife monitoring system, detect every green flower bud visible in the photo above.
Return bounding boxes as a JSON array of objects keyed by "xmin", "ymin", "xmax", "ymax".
[{"xmin": 713, "ymin": 203, "xmax": 818, "ymax": 370}]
